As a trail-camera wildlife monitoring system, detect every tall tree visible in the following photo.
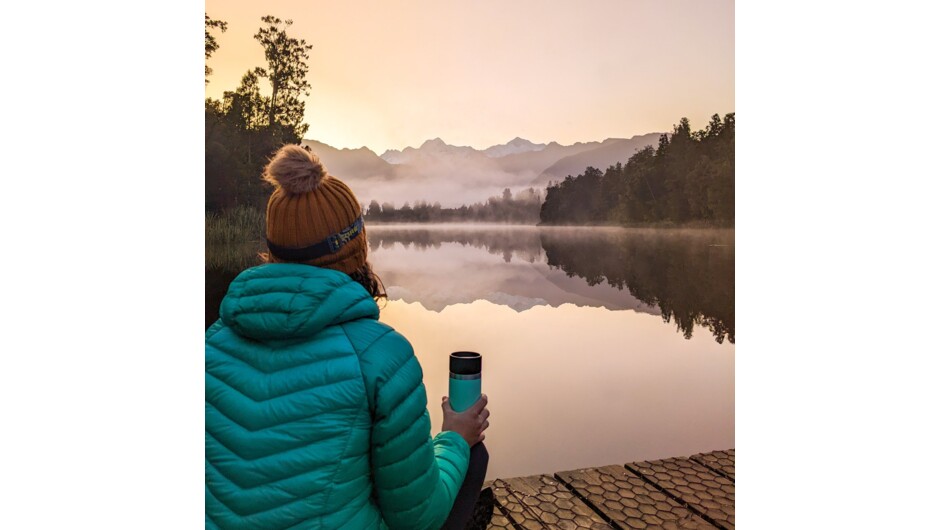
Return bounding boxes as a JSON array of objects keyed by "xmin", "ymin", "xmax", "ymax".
[
  {"xmin": 254, "ymin": 16, "xmax": 313, "ymax": 138},
  {"xmin": 367, "ymin": 200, "xmax": 382, "ymax": 218},
  {"xmin": 222, "ymin": 68, "xmax": 271, "ymax": 168},
  {"xmin": 205, "ymin": 14, "xmax": 227, "ymax": 83},
  {"xmin": 224, "ymin": 68, "xmax": 270, "ymax": 131}
]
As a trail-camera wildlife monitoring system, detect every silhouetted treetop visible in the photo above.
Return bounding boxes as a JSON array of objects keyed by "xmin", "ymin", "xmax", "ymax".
[{"xmin": 205, "ymin": 14, "xmax": 227, "ymax": 83}]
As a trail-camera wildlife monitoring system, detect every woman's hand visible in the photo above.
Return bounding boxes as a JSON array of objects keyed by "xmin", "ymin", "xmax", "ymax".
[{"xmin": 441, "ymin": 394, "xmax": 490, "ymax": 447}]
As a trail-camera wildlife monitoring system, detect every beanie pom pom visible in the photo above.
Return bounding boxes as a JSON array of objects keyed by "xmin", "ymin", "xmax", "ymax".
[{"xmin": 262, "ymin": 145, "xmax": 327, "ymax": 194}]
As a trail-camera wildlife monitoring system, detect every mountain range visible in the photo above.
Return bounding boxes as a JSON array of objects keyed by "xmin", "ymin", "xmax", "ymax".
[{"xmin": 301, "ymin": 132, "xmax": 662, "ymax": 207}]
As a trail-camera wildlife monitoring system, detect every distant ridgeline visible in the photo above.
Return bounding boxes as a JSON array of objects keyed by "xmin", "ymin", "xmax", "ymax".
[
  {"xmin": 363, "ymin": 188, "xmax": 542, "ymax": 224},
  {"xmin": 540, "ymin": 113, "xmax": 734, "ymax": 226}
]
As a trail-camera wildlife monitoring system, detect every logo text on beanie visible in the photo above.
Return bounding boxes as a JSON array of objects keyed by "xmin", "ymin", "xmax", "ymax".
[{"xmin": 328, "ymin": 216, "xmax": 364, "ymax": 253}]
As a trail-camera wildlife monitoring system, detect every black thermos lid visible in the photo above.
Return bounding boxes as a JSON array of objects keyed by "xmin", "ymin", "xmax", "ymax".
[{"xmin": 450, "ymin": 351, "xmax": 482, "ymax": 375}]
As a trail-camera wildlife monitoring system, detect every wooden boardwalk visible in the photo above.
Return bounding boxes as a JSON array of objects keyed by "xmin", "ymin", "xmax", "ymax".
[{"xmin": 484, "ymin": 449, "xmax": 734, "ymax": 530}]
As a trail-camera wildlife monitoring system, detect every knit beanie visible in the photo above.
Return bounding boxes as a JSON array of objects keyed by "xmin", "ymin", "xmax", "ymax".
[{"xmin": 262, "ymin": 145, "xmax": 367, "ymax": 275}]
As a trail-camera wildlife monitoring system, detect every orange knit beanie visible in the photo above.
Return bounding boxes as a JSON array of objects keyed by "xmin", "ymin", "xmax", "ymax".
[{"xmin": 262, "ymin": 144, "xmax": 367, "ymax": 275}]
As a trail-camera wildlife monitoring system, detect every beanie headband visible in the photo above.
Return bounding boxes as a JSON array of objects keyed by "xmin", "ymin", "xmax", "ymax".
[{"xmin": 266, "ymin": 216, "xmax": 364, "ymax": 262}]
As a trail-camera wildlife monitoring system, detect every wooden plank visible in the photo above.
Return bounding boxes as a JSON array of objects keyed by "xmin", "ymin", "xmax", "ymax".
[
  {"xmin": 690, "ymin": 450, "xmax": 734, "ymax": 482},
  {"xmin": 492, "ymin": 478, "xmax": 542, "ymax": 530},
  {"xmin": 626, "ymin": 458, "xmax": 734, "ymax": 530},
  {"xmin": 556, "ymin": 465, "xmax": 716, "ymax": 530},
  {"xmin": 481, "ymin": 481, "xmax": 515, "ymax": 529},
  {"xmin": 487, "ymin": 511, "xmax": 515, "ymax": 530},
  {"xmin": 492, "ymin": 474, "xmax": 615, "ymax": 529}
]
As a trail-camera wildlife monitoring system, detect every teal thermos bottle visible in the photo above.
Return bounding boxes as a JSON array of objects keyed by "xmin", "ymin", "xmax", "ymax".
[{"xmin": 449, "ymin": 351, "xmax": 482, "ymax": 412}]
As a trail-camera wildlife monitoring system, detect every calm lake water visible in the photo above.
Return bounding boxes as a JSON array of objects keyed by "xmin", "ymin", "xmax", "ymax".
[
  {"xmin": 369, "ymin": 225, "xmax": 733, "ymax": 480},
  {"xmin": 206, "ymin": 224, "xmax": 734, "ymax": 480}
]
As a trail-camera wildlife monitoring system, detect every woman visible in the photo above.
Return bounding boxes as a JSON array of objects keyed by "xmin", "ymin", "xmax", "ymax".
[{"xmin": 205, "ymin": 145, "xmax": 491, "ymax": 529}]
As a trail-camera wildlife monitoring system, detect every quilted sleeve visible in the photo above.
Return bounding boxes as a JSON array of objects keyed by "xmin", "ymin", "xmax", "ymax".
[{"xmin": 358, "ymin": 329, "xmax": 470, "ymax": 530}]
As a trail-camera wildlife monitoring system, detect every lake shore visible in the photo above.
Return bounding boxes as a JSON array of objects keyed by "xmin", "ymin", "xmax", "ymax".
[{"xmin": 365, "ymin": 219, "xmax": 734, "ymax": 229}]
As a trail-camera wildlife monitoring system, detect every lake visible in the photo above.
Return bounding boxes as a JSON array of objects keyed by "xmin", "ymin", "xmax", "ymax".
[
  {"xmin": 368, "ymin": 225, "xmax": 733, "ymax": 480},
  {"xmin": 205, "ymin": 224, "xmax": 735, "ymax": 481}
]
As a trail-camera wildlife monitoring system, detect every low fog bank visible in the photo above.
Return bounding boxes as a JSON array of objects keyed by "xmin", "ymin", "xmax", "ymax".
[{"xmin": 344, "ymin": 175, "xmax": 544, "ymax": 210}]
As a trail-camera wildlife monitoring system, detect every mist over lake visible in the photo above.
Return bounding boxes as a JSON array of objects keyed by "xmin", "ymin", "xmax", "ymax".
[{"xmin": 367, "ymin": 225, "xmax": 735, "ymax": 479}]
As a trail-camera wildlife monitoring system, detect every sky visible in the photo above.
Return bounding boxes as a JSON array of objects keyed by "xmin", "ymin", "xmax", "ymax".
[{"xmin": 205, "ymin": 0, "xmax": 734, "ymax": 154}]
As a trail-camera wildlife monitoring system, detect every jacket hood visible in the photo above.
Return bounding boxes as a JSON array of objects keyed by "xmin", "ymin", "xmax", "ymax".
[{"xmin": 219, "ymin": 263, "xmax": 379, "ymax": 341}]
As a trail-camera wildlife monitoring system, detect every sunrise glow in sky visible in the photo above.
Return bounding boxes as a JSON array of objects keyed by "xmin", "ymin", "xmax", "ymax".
[{"xmin": 204, "ymin": 0, "xmax": 734, "ymax": 154}]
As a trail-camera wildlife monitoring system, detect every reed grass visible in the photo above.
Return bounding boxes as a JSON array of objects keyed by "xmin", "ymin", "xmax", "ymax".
[{"xmin": 205, "ymin": 205, "xmax": 266, "ymax": 272}]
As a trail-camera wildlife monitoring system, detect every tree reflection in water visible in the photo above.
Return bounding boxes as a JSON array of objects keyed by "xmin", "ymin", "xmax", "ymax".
[
  {"xmin": 539, "ymin": 228, "xmax": 734, "ymax": 344},
  {"xmin": 367, "ymin": 225, "xmax": 734, "ymax": 344},
  {"xmin": 367, "ymin": 225, "xmax": 545, "ymax": 264},
  {"xmin": 206, "ymin": 225, "xmax": 734, "ymax": 344}
]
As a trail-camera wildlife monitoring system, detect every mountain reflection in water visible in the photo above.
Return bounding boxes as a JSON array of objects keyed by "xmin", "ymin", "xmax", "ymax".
[
  {"xmin": 367, "ymin": 225, "xmax": 734, "ymax": 343},
  {"xmin": 204, "ymin": 224, "xmax": 734, "ymax": 480}
]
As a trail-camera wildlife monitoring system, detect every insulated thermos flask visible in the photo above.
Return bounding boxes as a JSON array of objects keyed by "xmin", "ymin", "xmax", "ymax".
[{"xmin": 448, "ymin": 351, "xmax": 482, "ymax": 413}]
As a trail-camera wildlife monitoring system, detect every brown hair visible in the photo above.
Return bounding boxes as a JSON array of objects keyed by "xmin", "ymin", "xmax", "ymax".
[{"xmin": 348, "ymin": 261, "xmax": 388, "ymax": 303}]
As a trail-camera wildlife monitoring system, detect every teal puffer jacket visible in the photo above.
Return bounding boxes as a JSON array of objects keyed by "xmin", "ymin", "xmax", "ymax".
[{"xmin": 206, "ymin": 263, "xmax": 470, "ymax": 530}]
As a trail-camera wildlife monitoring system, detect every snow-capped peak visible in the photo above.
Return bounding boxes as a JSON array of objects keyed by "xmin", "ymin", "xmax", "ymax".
[{"xmin": 483, "ymin": 137, "xmax": 547, "ymax": 158}]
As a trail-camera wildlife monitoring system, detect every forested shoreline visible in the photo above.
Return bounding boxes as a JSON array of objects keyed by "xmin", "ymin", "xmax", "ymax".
[
  {"xmin": 363, "ymin": 188, "xmax": 541, "ymax": 224},
  {"xmin": 540, "ymin": 114, "xmax": 734, "ymax": 226}
]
